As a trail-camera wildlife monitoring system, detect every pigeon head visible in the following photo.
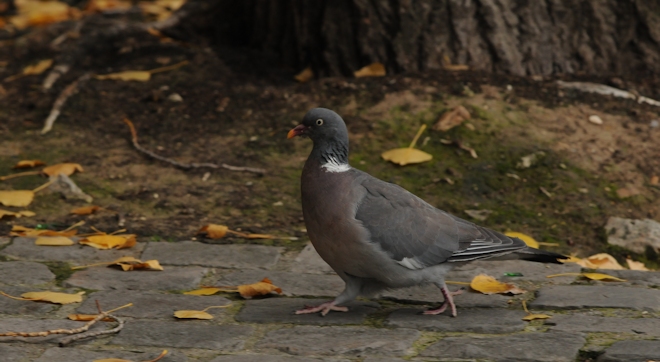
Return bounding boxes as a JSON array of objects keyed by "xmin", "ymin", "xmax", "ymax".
[{"xmin": 288, "ymin": 108, "xmax": 350, "ymax": 168}]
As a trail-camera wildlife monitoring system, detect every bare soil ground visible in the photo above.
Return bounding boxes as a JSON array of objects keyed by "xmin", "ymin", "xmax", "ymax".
[{"xmin": 1, "ymin": 19, "xmax": 659, "ymax": 266}]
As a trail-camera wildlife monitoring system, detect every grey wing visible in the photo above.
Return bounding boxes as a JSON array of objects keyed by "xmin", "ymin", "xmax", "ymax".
[{"xmin": 354, "ymin": 177, "xmax": 526, "ymax": 269}]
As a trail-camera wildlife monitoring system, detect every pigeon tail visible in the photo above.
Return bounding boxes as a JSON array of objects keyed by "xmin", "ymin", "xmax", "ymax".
[{"xmin": 514, "ymin": 247, "xmax": 568, "ymax": 264}]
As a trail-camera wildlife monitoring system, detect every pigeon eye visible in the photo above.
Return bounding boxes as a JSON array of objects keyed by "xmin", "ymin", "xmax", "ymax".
[{"xmin": 316, "ymin": 119, "xmax": 324, "ymax": 126}]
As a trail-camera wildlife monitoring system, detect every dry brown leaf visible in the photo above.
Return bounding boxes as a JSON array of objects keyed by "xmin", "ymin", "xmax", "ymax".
[
  {"xmin": 294, "ymin": 66, "xmax": 314, "ymax": 83},
  {"xmin": 381, "ymin": 125, "xmax": 432, "ymax": 166},
  {"xmin": 523, "ymin": 313, "xmax": 551, "ymax": 321},
  {"xmin": 9, "ymin": 0, "xmax": 77, "ymax": 29},
  {"xmin": 433, "ymin": 105, "xmax": 471, "ymax": 132},
  {"xmin": 443, "ymin": 64, "xmax": 470, "ymax": 71},
  {"xmin": 21, "ymin": 291, "xmax": 84, "ymax": 304},
  {"xmin": 504, "ymin": 231, "xmax": 539, "ymax": 249},
  {"xmin": 79, "ymin": 234, "xmax": 136, "ymax": 249},
  {"xmin": 42, "ymin": 163, "xmax": 83, "ymax": 177},
  {"xmin": 0, "ymin": 190, "xmax": 34, "ymax": 207},
  {"xmin": 111, "ymin": 257, "xmax": 163, "ymax": 271},
  {"xmin": 237, "ymin": 278, "xmax": 283, "ymax": 298},
  {"xmin": 651, "ymin": 175, "xmax": 659, "ymax": 185},
  {"xmin": 139, "ymin": 0, "xmax": 185, "ymax": 20},
  {"xmin": 184, "ymin": 288, "xmax": 222, "ymax": 296},
  {"xmin": 70, "ymin": 205, "xmax": 101, "ymax": 215},
  {"xmin": 626, "ymin": 258, "xmax": 650, "ymax": 271},
  {"xmin": 470, "ymin": 274, "xmax": 525, "ymax": 295},
  {"xmin": 86, "ymin": 0, "xmax": 132, "ymax": 12},
  {"xmin": 354, "ymin": 62, "xmax": 386, "ymax": 78},
  {"xmin": 35, "ymin": 236, "xmax": 74, "ymax": 246},
  {"xmin": 197, "ymin": 224, "xmax": 228, "ymax": 239},
  {"xmin": 13, "ymin": 160, "xmax": 45, "ymax": 169},
  {"xmin": 22, "ymin": 59, "xmax": 54, "ymax": 75}
]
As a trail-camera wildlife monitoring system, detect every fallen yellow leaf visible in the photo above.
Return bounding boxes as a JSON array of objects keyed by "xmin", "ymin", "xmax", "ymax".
[
  {"xmin": 79, "ymin": 234, "xmax": 136, "ymax": 249},
  {"xmin": 35, "ymin": 236, "xmax": 74, "ymax": 246},
  {"xmin": 68, "ymin": 314, "xmax": 115, "ymax": 322},
  {"xmin": 546, "ymin": 272, "xmax": 626, "ymax": 282},
  {"xmin": 626, "ymin": 258, "xmax": 650, "ymax": 271},
  {"xmin": 381, "ymin": 125, "xmax": 433, "ymax": 166},
  {"xmin": 184, "ymin": 288, "xmax": 222, "ymax": 296},
  {"xmin": 21, "ymin": 59, "xmax": 53, "ymax": 74},
  {"xmin": 42, "ymin": 163, "xmax": 83, "ymax": 177},
  {"xmin": 523, "ymin": 313, "xmax": 551, "ymax": 321},
  {"xmin": 294, "ymin": 66, "xmax": 314, "ymax": 83},
  {"xmin": 95, "ymin": 61, "xmax": 188, "ymax": 82},
  {"xmin": 470, "ymin": 274, "xmax": 525, "ymax": 295},
  {"xmin": 86, "ymin": 0, "xmax": 132, "ymax": 13},
  {"xmin": 13, "ymin": 160, "xmax": 46, "ymax": 169},
  {"xmin": 173, "ymin": 305, "xmax": 231, "ymax": 320},
  {"xmin": 21, "ymin": 291, "xmax": 84, "ymax": 304},
  {"xmin": 237, "ymin": 277, "xmax": 283, "ymax": 298},
  {"xmin": 354, "ymin": 62, "xmax": 386, "ymax": 78},
  {"xmin": 0, "ymin": 190, "xmax": 34, "ymax": 207},
  {"xmin": 70, "ymin": 205, "xmax": 101, "ymax": 215},
  {"xmin": 578, "ymin": 253, "xmax": 625, "ymax": 270},
  {"xmin": 0, "ymin": 209, "xmax": 35, "ymax": 219},
  {"xmin": 173, "ymin": 310, "xmax": 214, "ymax": 320},
  {"xmin": 10, "ymin": 225, "xmax": 78, "ymax": 237},
  {"xmin": 197, "ymin": 224, "xmax": 228, "ymax": 239},
  {"xmin": 504, "ymin": 231, "xmax": 539, "ymax": 248}
]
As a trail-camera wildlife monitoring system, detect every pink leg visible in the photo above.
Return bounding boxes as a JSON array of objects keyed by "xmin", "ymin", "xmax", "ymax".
[
  {"xmin": 295, "ymin": 301, "xmax": 349, "ymax": 316},
  {"xmin": 423, "ymin": 287, "xmax": 463, "ymax": 317}
]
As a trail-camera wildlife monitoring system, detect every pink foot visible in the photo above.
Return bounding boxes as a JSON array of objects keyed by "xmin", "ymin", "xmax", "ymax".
[
  {"xmin": 295, "ymin": 301, "xmax": 348, "ymax": 316},
  {"xmin": 423, "ymin": 288, "xmax": 463, "ymax": 317}
]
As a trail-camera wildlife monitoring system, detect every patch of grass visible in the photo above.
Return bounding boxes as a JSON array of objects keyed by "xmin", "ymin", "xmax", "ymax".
[{"xmin": 43, "ymin": 261, "xmax": 75, "ymax": 287}]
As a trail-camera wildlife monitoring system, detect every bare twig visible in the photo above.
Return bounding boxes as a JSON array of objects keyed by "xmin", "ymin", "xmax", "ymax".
[
  {"xmin": 0, "ymin": 170, "xmax": 40, "ymax": 181},
  {"xmin": 59, "ymin": 314, "xmax": 124, "ymax": 346},
  {"xmin": 41, "ymin": 73, "xmax": 91, "ymax": 135},
  {"xmin": 123, "ymin": 118, "xmax": 266, "ymax": 175}
]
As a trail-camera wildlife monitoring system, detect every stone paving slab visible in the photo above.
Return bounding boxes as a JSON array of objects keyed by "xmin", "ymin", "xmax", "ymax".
[
  {"xmin": 0, "ymin": 286, "xmax": 58, "ymax": 315},
  {"xmin": 64, "ymin": 266, "xmax": 207, "ymax": 290},
  {"xmin": 0, "ymin": 236, "xmax": 10, "ymax": 246},
  {"xmin": 602, "ymin": 270, "xmax": 660, "ymax": 287},
  {"xmin": 363, "ymin": 358, "xmax": 406, "ymax": 362},
  {"xmin": 597, "ymin": 340, "xmax": 660, "ymax": 362},
  {"xmin": 0, "ymin": 261, "xmax": 55, "ymax": 286},
  {"xmin": 215, "ymin": 270, "xmax": 344, "ymax": 297},
  {"xmin": 141, "ymin": 241, "xmax": 282, "ymax": 270},
  {"xmin": 34, "ymin": 347, "xmax": 188, "ymax": 362},
  {"xmin": 257, "ymin": 325, "xmax": 420, "ymax": 357},
  {"xmin": 382, "ymin": 285, "xmax": 510, "ymax": 307},
  {"xmin": 386, "ymin": 308, "xmax": 526, "ymax": 333},
  {"xmin": 530, "ymin": 285, "xmax": 660, "ymax": 311},
  {"xmin": 545, "ymin": 314, "xmax": 660, "ymax": 336},
  {"xmin": 76, "ymin": 290, "xmax": 231, "ymax": 319},
  {"xmin": 448, "ymin": 259, "xmax": 582, "ymax": 283},
  {"xmin": 0, "ymin": 343, "xmax": 44, "ymax": 361},
  {"xmin": 1, "ymin": 238, "xmax": 145, "ymax": 263},
  {"xmin": 419, "ymin": 331, "xmax": 586, "ymax": 362},
  {"xmin": 288, "ymin": 243, "xmax": 335, "ymax": 274},
  {"xmin": 210, "ymin": 355, "xmax": 350, "ymax": 362},
  {"xmin": 236, "ymin": 297, "xmax": 379, "ymax": 325},
  {"xmin": 112, "ymin": 320, "xmax": 253, "ymax": 350},
  {"xmin": 0, "ymin": 318, "xmax": 106, "ymax": 344}
]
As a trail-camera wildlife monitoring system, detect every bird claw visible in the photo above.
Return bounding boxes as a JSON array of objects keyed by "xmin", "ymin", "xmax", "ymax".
[
  {"xmin": 424, "ymin": 288, "xmax": 464, "ymax": 317},
  {"xmin": 295, "ymin": 302, "xmax": 348, "ymax": 316}
]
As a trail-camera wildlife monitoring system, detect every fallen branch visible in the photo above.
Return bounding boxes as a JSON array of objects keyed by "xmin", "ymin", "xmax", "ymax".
[
  {"xmin": 0, "ymin": 302, "xmax": 131, "ymax": 344},
  {"xmin": 123, "ymin": 118, "xmax": 266, "ymax": 174},
  {"xmin": 41, "ymin": 73, "xmax": 91, "ymax": 135},
  {"xmin": 557, "ymin": 80, "xmax": 660, "ymax": 107}
]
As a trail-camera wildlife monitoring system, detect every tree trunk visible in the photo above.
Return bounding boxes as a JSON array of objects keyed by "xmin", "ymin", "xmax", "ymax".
[{"xmin": 169, "ymin": 0, "xmax": 660, "ymax": 79}]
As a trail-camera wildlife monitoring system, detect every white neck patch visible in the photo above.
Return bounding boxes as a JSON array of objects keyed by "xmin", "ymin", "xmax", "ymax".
[{"xmin": 321, "ymin": 157, "xmax": 351, "ymax": 173}]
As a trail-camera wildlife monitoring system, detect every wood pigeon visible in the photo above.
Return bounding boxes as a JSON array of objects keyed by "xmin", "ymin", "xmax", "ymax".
[{"xmin": 288, "ymin": 108, "xmax": 567, "ymax": 317}]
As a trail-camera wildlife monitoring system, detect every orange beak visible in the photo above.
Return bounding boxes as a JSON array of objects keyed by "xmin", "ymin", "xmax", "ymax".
[{"xmin": 287, "ymin": 124, "xmax": 308, "ymax": 139}]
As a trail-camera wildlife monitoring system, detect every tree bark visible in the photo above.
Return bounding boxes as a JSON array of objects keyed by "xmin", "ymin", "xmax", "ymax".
[{"xmin": 168, "ymin": 0, "xmax": 660, "ymax": 79}]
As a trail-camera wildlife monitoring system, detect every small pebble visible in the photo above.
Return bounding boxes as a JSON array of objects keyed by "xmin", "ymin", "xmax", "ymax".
[
  {"xmin": 588, "ymin": 115, "xmax": 603, "ymax": 125},
  {"xmin": 651, "ymin": 120, "xmax": 659, "ymax": 128},
  {"xmin": 168, "ymin": 93, "xmax": 183, "ymax": 102},
  {"xmin": 273, "ymin": 201, "xmax": 283, "ymax": 207}
]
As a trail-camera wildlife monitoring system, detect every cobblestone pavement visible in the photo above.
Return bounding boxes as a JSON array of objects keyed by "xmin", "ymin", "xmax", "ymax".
[{"xmin": 1, "ymin": 236, "xmax": 659, "ymax": 361}]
